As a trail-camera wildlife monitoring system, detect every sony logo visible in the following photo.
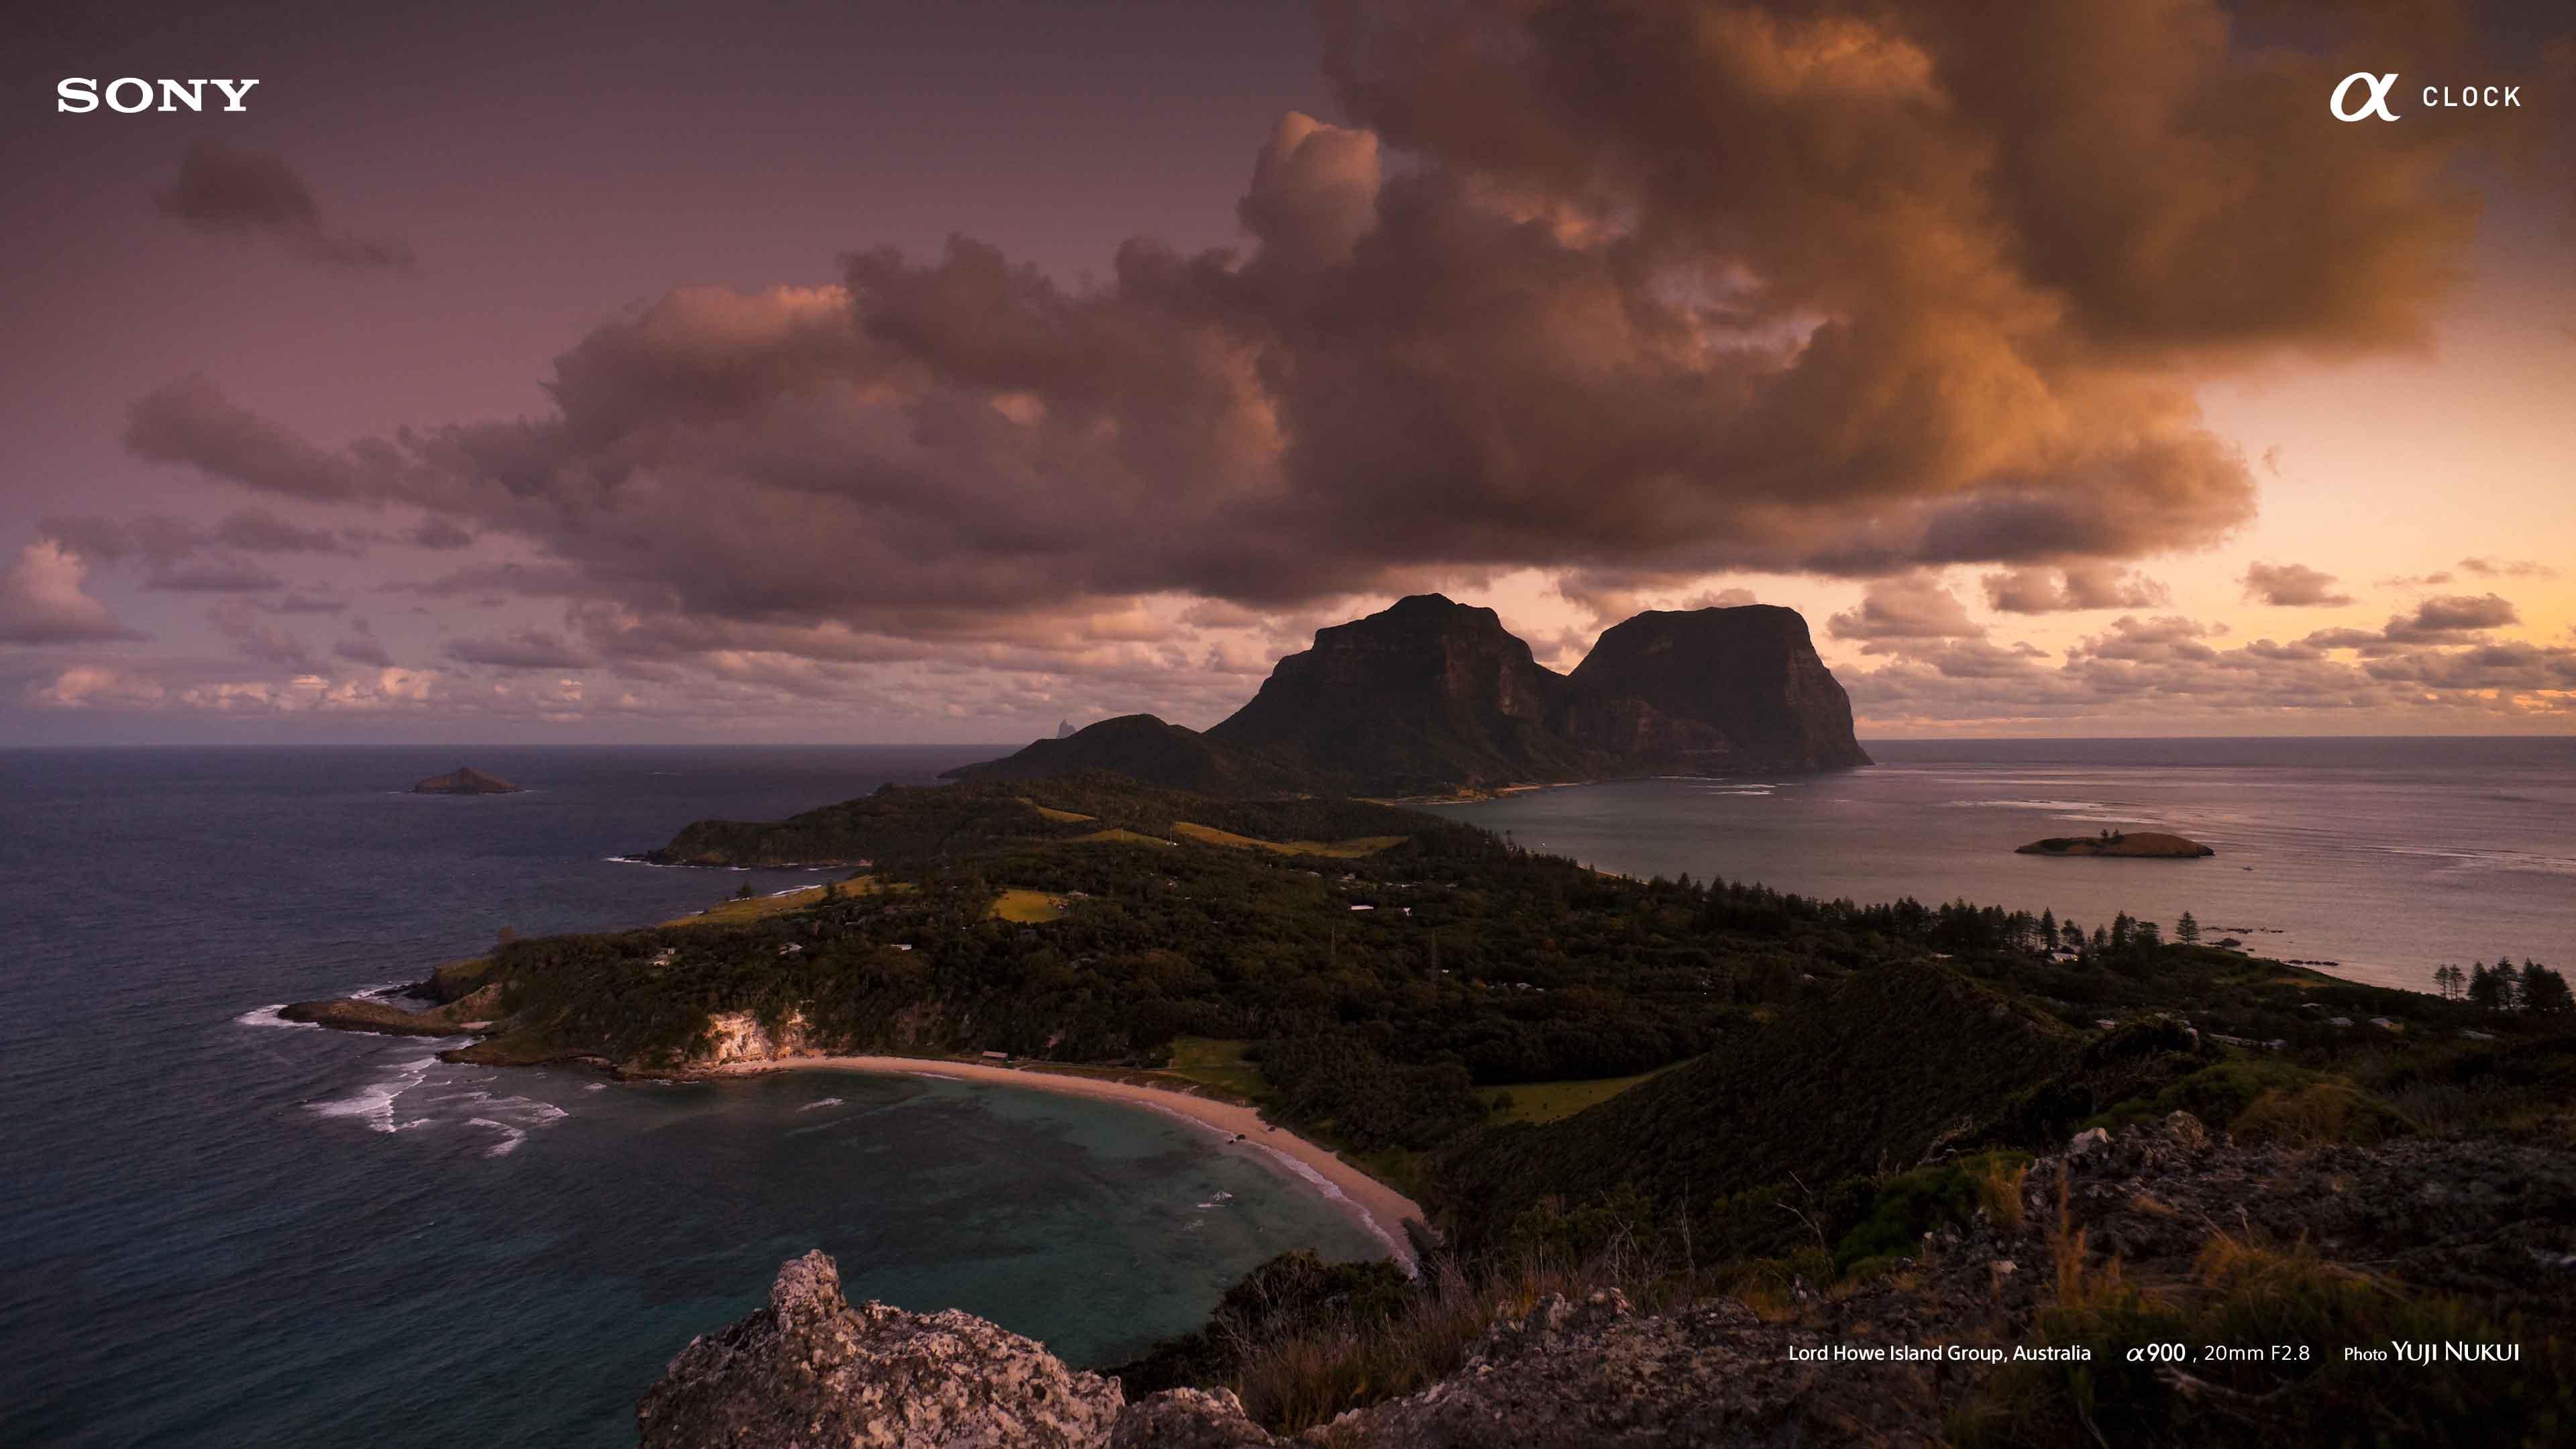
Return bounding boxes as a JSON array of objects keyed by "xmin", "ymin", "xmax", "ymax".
[{"xmin": 57, "ymin": 78, "xmax": 261, "ymax": 113}]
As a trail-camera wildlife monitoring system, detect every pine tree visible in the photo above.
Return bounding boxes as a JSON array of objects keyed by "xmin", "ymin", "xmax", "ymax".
[
  {"xmin": 2041, "ymin": 909, "xmax": 2059, "ymax": 949},
  {"xmin": 2176, "ymin": 911, "xmax": 2200, "ymax": 945},
  {"xmin": 2135, "ymin": 919, "xmax": 2161, "ymax": 949},
  {"xmin": 2494, "ymin": 958, "xmax": 2524, "ymax": 1011},
  {"xmin": 2467, "ymin": 961, "xmax": 2502, "ymax": 1011},
  {"xmin": 2431, "ymin": 964, "xmax": 2461, "ymax": 1000},
  {"xmin": 2520, "ymin": 964, "xmax": 2573, "ymax": 1015}
]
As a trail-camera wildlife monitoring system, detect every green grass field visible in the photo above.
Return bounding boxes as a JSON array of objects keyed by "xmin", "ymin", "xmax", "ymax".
[
  {"xmin": 1020, "ymin": 798, "xmax": 1097, "ymax": 823},
  {"xmin": 990, "ymin": 888, "xmax": 1070, "ymax": 922},
  {"xmin": 663, "ymin": 874, "xmax": 881, "ymax": 928},
  {"xmin": 1162, "ymin": 1036, "xmax": 1274, "ymax": 1101},
  {"xmin": 1069, "ymin": 827, "xmax": 1177, "ymax": 846},
  {"xmin": 1169, "ymin": 820, "xmax": 1407, "ymax": 858},
  {"xmin": 1474, "ymin": 1062, "xmax": 1688, "ymax": 1125}
]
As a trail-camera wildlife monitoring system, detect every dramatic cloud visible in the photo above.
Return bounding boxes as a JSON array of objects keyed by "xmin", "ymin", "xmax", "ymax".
[
  {"xmin": 1983, "ymin": 564, "xmax": 2169, "ymax": 614},
  {"xmin": 1829, "ymin": 576, "xmax": 1984, "ymax": 643},
  {"xmin": 35, "ymin": 509, "xmax": 357, "ymax": 596},
  {"xmin": 0, "ymin": 541, "xmax": 146, "ymax": 645},
  {"xmin": 2240, "ymin": 561, "xmax": 2353, "ymax": 608},
  {"xmin": 115, "ymin": 0, "xmax": 2504, "ymax": 686},
  {"xmin": 124, "ymin": 377, "xmax": 374, "ymax": 500},
  {"xmin": 153, "ymin": 141, "xmax": 415, "ymax": 270}
]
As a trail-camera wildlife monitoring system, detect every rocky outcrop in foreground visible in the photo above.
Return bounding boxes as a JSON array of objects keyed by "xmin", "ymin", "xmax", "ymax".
[
  {"xmin": 639, "ymin": 1251, "xmax": 1123, "ymax": 1448},
  {"xmin": 644, "ymin": 1119, "xmax": 2576, "ymax": 1448},
  {"xmin": 639, "ymin": 1250, "xmax": 1978, "ymax": 1448}
]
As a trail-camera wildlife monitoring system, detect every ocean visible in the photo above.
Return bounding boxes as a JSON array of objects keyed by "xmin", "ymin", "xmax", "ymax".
[
  {"xmin": 1432, "ymin": 737, "xmax": 2576, "ymax": 994},
  {"xmin": 4, "ymin": 738, "xmax": 2569, "ymax": 1446},
  {"xmin": 0, "ymin": 747, "xmax": 1381, "ymax": 1449}
]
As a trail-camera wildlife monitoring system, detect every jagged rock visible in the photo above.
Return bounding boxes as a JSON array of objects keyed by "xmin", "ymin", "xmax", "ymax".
[
  {"xmin": 2067, "ymin": 1126, "xmax": 2111, "ymax": 1156},
  {"xmin": 1315, "ymin": 1289, "xmax": 1947, "ymax": 1447},
  {"xmin": 2043, "ymin": 1113, "xmax": 2576, "ymax": 1334},
  {"xmin": 638, "ymin": 1250, "xmax": 1124, "ymax": 1448},
  {"xmin": 1109, "ymin": 1389, "xmax": 1281, "ymax": 1447}
]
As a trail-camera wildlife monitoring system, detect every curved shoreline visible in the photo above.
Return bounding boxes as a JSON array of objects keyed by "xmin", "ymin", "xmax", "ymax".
[{"xmin": 706, "ymin": 1054, "xmax": 1425, "ymax": 1271}]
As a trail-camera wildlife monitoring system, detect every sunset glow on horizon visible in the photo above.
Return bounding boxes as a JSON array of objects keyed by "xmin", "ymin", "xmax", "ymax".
[{"xmin": 4, "ymin": 0, "xmax": 2570, "ymax": 744}]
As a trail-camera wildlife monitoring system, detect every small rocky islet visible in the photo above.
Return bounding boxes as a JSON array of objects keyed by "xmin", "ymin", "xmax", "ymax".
[
  {"xmin": 411, "ymin": 765, "xmax": 523, "ymax": 795},
  {"xmin": 2016, "ymin": 829, "xmax": 2213, "ymax": 859}
]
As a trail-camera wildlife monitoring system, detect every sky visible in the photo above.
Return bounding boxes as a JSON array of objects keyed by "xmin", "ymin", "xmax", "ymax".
[{"xmin": 2, "ymin": 0, "xmax": 2571, "ymax": 745}]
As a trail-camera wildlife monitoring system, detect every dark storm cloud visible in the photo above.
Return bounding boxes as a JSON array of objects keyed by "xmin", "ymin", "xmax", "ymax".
[
  {"xmin": 119, "ymin": 1, "xmax": 2508, "ymax": 663},
  {"xmin": 2240, "ymin": 561, "xmax": 2354, "ymax": 608},
  {"xmin": 154, "ymin": 141, "xmax": 415, "ymax": 270}
]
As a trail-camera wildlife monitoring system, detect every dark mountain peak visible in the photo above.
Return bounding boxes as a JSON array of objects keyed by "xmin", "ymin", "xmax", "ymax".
[
  {"xmin": 951, "ymin": 596, "xmax": 1868, "ymax": 796},
  {"xmin": 1371, "ymin": 591, "xmax": 1483, "ymax": 623},
  {"xmin": 1572, "ymin": 606, "xmax": 1870, "ymax": 771},
  {"xmin": 1303, "ymin": 592, "xmax": 1529, "ymax": 657},
  {"xmin": 1619, "ymin": 601, "xmax": 1811, "ymax": 637},
  {"xmin": 1208, "ymin": 593, "xmax": 1589, "ymax": 794}
]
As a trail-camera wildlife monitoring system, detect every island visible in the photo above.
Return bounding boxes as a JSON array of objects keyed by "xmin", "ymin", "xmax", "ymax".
[
  {"xmin": 2017, "ymin": 829, "xmax": 2213, "ymax": 857},
  {"xmin": 273, "ymin": 598, "xmax": 2569, "ymax": 1447},
  {"xmin": 412, "ymin": 765, "xmax": 523, "ymax": 795},
  {"xmin": 284, "ymin": 773, "xmax": 2568, "ymax": 1448}
]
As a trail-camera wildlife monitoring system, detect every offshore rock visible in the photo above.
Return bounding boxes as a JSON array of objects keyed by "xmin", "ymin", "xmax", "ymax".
[
  {"xmin": 412, "ymin": 765, "xmax": 521, "ymax": 794},
  {"xmin": 637, "ymin": 1250, "xmax": 1124, "ymax": 1448}
]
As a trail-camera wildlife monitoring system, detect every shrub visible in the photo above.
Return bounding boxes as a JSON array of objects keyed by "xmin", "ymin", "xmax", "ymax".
[{"xmin": 1831, "ymin": 1151, "xmax": 2031, "ymax": 1273}]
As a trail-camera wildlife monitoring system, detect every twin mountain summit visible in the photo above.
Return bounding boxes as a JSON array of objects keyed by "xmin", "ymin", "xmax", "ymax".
[{"xmin": 955, "ymin": 594, "xmax": 1870, "ymax": 798}]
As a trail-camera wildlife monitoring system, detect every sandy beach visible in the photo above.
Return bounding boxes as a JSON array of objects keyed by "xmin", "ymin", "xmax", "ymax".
[{"xmin": 709, "ymin": 1054, "xmax": 1426, "ymax": 1270}]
